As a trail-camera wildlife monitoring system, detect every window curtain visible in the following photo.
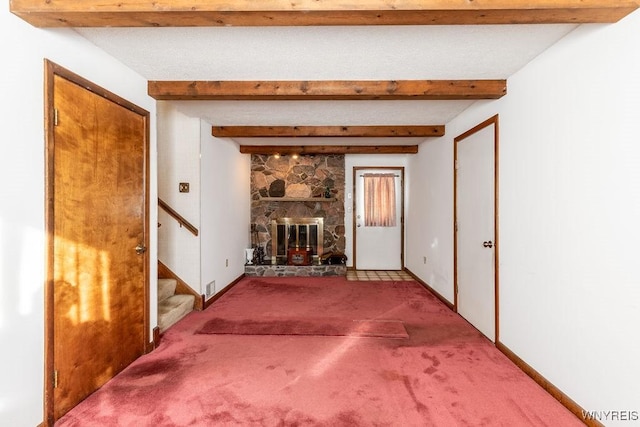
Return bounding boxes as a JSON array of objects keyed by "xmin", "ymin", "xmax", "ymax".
[{"xmin": 363, "ymin": 173, "xmax": 397, "ymax": 227}]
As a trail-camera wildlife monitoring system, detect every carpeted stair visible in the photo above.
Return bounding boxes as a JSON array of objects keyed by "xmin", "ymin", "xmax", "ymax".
[{"xmin": 158, "ymin": 278, "xmax": 195, "ymax": 333}]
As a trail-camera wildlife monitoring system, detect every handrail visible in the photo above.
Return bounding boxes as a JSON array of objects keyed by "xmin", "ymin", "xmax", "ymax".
[{"xmin": 158, "ymin": 198, "xmax": 199, "ymax": 236}]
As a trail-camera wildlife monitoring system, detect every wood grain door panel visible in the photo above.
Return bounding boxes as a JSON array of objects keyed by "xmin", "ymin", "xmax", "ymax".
[{"xmin": 50, "ymin": 70, "xmax": 148, "ymax": 420}]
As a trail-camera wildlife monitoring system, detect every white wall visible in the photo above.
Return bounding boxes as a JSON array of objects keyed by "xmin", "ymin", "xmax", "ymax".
[
  {"xmin": 200, "ymin": 129, "xmax": 251, "ymax": 295},
  {"xmin": 157, "ymin": 102, "xmax": 202, "ymax": 288},
  {"xmin": 406, "ymin": 139, "xmax": 454, "ymax": 301},
  {"xmin": 408, "ymin": 11, "xmax": 640, "ymax": 424},
  {"xmin": 345, "ymin": 154, "xmax": 410, "ymax": 267},
  {"xmin": 157, "ymin": 109, "xmax": 250, "ymax": 295},
  {"xmin": 0, "ymin": 9, "xmax": 157, "ymax": 426}
]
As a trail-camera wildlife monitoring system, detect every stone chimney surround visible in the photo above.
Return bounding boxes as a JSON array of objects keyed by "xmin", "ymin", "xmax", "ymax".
[{"xmin": 250, "ymin": 154, "xmax": 346, "ymax": 261}]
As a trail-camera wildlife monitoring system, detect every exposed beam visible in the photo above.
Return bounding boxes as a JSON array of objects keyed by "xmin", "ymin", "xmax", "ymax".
[
  {"xmin": 213, "ymin": 125, "xmax": 444, "ymax": 138},
  {"xmin": 238, "ymin": 145, "xmax": 419, "ymax": 155},
  {"xmin": 149, "ymin": 80, "xmax": 507, "ymax": 101},
  {"xmin": 11, "ymin": 0, "xmax": 638, "ymax": 27}
]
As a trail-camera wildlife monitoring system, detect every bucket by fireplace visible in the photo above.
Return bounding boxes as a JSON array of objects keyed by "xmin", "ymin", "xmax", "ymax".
[{"xmin": 272, "ymin": 217, "xmax": 324, "ymax": 265}]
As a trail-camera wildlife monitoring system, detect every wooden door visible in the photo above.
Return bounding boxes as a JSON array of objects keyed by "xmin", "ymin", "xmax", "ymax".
[
  {"xmin": 45, "ymin": 62, "xmax": 149, "ymax": 422},
  {"xmin": 354, "ymin": 167, "xmax": 404, "ymax": 270},
  {"xmin": 454, "ymin": 116, "xmax": 499, "ymax": 342}
]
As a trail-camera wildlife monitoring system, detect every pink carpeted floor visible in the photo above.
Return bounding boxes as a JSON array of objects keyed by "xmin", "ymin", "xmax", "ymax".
[{"xmin": 57, "ymin": 277, "xmax": 583, "ymax": 426}]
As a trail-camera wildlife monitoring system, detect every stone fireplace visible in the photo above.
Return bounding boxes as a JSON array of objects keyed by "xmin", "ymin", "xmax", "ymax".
[{"xmin": 247, "ymin": 154, "xmax": 346, "ymax": 276}]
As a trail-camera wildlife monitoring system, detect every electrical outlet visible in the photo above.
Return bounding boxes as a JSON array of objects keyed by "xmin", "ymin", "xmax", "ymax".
[
  {"xmin": 423, "ymin": 256, "xmax": 427, "ymax": 264},
  {"xmin": 225, "ymin": 259, "xmax": 229, "ymax": 267},
  {"xmin": 179, "ymin": 182, "xmax": 190, "ymax": 193}
]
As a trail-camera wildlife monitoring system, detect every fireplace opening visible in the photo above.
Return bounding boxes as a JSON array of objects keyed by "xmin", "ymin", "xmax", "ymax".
[{"xmin": 271, "ymin": 217, "xmax": 324, "ymax": 265}]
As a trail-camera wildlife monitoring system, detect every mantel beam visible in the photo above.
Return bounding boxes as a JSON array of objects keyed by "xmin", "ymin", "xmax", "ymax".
[
  {"xmin": 149, "ymin": 80, "xmax": 507, "ymax": 101},
  {"xmin": 213, "ymin": 125, "xmax": 444, "ymax": 138},
  {"xmin": 10, "ymin": 1, "xmax": 638, "ymax": 27},
  {"xmin": 239, "ymin": 145, "xmax": 419, "ymax": 155}
]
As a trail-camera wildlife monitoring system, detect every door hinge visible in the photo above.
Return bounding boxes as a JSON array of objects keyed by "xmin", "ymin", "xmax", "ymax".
[
  {"xmin": 455, "ymin": 222, "xmax": 458, "ymax": 232},
  {"xmin": 53, "ymin": 108, "xmax": 59, "ymax": 126},
  {"xmin": 53, "ymin": 370, "xmax": 59, "ymax": 388}
]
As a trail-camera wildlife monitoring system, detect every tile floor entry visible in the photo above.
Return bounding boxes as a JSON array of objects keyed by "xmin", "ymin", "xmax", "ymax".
[{"xmin": 346, "ymin": 270, "xmax": 414, "ymax": 281}]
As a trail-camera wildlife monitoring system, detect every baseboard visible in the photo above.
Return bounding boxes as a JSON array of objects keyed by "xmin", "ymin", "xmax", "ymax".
[
  {"xmin": 145, "ymin": 326, "xmax": 161, "ymax": 353},
  {"xmin": 404, "ymin": 268, "xmax": 454, "ymax": 310},
  {"xmin": 204, "ymin": 274, "xmax": 245, "ymax": 309},
  {"xmin": 158, "ymin": 261, "xmax": 204, "ymax": 311},
  {"xmin": 496, "ymin": 341, "xmax": 604, "ymax": 427}
]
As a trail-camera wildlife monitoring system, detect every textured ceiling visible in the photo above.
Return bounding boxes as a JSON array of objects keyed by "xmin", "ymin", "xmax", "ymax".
[
  {"xmin": 76, "ymin": 24, "xmax": 578, "ymax": 145},
  {"xmin": 76, "ymin": 26, "xmax": 576, "ymax": 80}
]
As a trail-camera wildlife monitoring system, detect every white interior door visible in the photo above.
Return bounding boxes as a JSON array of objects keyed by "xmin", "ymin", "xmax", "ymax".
[
  {"xmin": 355, "ymin": 168, "xmax": 402, "ymax": 270},
  {"xmin": 456, "ymin": 122, "xmax": 496, "ymax": 342}
]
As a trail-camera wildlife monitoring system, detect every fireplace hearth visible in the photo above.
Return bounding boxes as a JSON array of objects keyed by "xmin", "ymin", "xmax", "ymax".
[{"xmin": 246, "ymin": 217, "xmax": 346, "ymax": 277}]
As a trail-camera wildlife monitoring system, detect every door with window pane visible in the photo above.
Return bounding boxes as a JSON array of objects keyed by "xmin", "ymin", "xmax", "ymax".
[{"xmin": 354, "ymin": 168, "xmax": 403, "ymax": 270}]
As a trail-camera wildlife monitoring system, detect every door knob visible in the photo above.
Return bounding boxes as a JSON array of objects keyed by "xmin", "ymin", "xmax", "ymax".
[
  {"xmin": 357, "ymin": 224, "xmax": 362, "ymax": 227},
  {"xmin": 483, "ymin": 241, "xmax": 493, "ymax": 248},
  {"xmin": 135, "ymin": 244, "xmax": 147, "ymax": 255}
]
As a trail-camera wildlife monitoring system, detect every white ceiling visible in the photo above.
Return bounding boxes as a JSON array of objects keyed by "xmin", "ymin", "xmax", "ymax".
[{"xmin": 76, "ymin": 24, "xmax": 578, "ymax": 145}]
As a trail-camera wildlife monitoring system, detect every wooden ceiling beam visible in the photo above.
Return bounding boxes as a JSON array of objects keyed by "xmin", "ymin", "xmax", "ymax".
[
  {"xmin": 149, "ymin": 80, "xmax": 507, "ymax": 101},
  {"xmin": 11, "ymin": 1, "xmax": 638, "ymax": 27},
  {"xmin": 212, "ymin": 125, "xmax": 444, "ymax": 138},
  {"xmin": 238, "ymin": 145, "xmax": 419, "ymax": 155}
]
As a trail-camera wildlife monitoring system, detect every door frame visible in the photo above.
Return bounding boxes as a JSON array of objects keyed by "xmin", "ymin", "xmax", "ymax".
[
  {"xmin": 352, "ymin": 166, "xmax": 405, "ymax": 270},
  {"xmin": 453, "ymin": 115, "xmax": 500, "ymax": 342},
  {"xmin": 43, "ymin": 60, "xmax": 150, "ymax": 425}
]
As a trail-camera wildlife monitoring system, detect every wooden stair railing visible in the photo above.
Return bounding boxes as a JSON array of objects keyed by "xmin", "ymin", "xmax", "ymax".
[{"xmin": 158, "ymin": 198, "xmax": 199, "ymax": 236}]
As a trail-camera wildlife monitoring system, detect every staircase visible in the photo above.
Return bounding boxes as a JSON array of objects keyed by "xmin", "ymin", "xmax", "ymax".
[{"xmin": 158, "ymin": 278, "xmax": 196, "ymax": 333}]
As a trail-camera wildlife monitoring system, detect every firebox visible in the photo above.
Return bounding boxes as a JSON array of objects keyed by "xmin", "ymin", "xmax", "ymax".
[{"xmin": 271, "ymin": 217, "xmax": 324, "ymax": 265}]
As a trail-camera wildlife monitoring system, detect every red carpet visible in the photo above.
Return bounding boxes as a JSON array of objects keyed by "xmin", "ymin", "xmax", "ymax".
[{"xmin": 56, "ymin": 277, "xmax": 583, "ymax": 426}]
